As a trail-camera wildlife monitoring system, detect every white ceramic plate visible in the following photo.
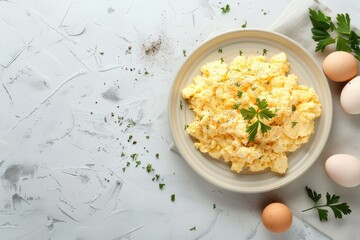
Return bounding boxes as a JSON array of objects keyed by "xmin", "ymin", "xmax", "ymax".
[{"xmin": 168, "ymin": 29, "xmax": 332, "ymax": 193}]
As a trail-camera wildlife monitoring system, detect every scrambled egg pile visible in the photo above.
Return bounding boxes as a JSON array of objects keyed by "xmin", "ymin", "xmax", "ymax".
[{"xmin": 181, "ymin": 52, "xmax": 321, "ymax": 174}]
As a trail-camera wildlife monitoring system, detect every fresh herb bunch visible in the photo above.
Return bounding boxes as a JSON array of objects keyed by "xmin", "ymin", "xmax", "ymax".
[
  {"xmin": 309, "ymin": 9, "xmax": 360, "ymax": 60},
  {"xmin": 240, "ymin": 98, "xmax": 276, "ymax": 142},
  {"xmin": 302, "ymin": 186, "xmax": 352, "ymax": 221}
]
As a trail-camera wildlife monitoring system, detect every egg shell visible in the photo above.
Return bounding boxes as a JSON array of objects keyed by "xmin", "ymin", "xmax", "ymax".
[
  {"xmin": 340, "ymin": 76, "xmax": 360, "ymax": 114},
  {"xmin": 262, "ymin": 202, "xmax": 292, "ymax": 233},
  {"xmin": 322, "ymin": 51, "xmax": 358, "ymax": 82},
  {"xmin": 325, "ymin": 154, "xmax": 360, "ymax": 187}
]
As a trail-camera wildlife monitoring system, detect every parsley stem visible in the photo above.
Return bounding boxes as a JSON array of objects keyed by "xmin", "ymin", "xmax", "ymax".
[{"xmin": 302, "ymin": 204, "xmax": 330, "ymax": 212}]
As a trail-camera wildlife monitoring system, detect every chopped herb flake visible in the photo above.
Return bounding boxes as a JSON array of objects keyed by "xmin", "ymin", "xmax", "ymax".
[
  {"xmin": 220, "ymin": 57, "xmax": 224, "ymax": 64},
  {"xmin": 221, "ymin": 4, "xmax": 230, "ymax": 14},
  {"xmin": 239, "ymin": 50, "xmax": 243, "ymax": 56},
  {"xmin": 241, "ymin": 20, "xmax": 247, "ymax": 28},
  {"xmin": 180, "ymin": 100, "xmax": 183, "ymax": 110},
  {"xmin": 171, "ymin": 194, "xmax": 175, "ymax": 202},
  {"xmin": 155, "ymin": 153, "xmax": 159, "ymax": 159},
  {"xmin": 292, "ymin": 105, "xmax": 296, "ymax": 112},
  {"xmin": 184, "ymin": 124, "xmax": 189, "ymax": 130},
  {"xmin": 130, "ymin": 153, "xmax": 138, "ymax": 161},
  {"xmin": 291, "ymin": 122, "xmax": 298, "ymax": 128},
  {"xmin": 237, "ymin": 91, "xmax": 243, "ymax": 98},
  {"xmin": 146, "ymin": 164, "xmax": 154, "ymax": 173},
  {"xmin": 233, "ymin": 103, "xmax": 240, "ymax": 109},
  {"xmin": 183, "ymin": 49, "xmax": 187, "ymax": 57},
  {"xmin": 135, "ymin": 161, "xmax": 141, "ymax": 167},
  {"xmin": 213, "ymin": 203, "xmax": 217, "ymax": 209},
  {"xmin": 218, "ymin": 48, "xmax": 223, "ymax": 53},
  {"xmin": 262, "ymin": 48, "xmax": 268, "ymax": 56},
  {"xmin": 99, "ymin": 52, "xmax": 104, "ymax": 55},
  {"xmin": 190, "ymin": 226, "xmax": 196, "ymax": 231},
  {"xmin": 159, "ymin": 183, "xmax": 165, "ymax": 189}
]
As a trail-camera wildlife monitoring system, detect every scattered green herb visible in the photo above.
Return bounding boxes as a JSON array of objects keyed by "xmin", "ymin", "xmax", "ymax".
[
  {"xmin": 121, "ymin": 152, "xmax": 125, "ymax": 157},
  {"xmin": 184, "ymin": 124, "xmax": 189, "ymax": 130},
  {"xmin": 130, "ymin": 153, "xmax": 138, "ymax": 161},
  {"xmin": 190, "ymin": 226, "xmax": 196, "ymax": 231},
  {"xmin": 221, "ymin": 4, "xmax": 230, "ymax": 14},
  {"xmin": 135, "ymin": 161, "xmax": 141, "ymax": 167},
  {"xmin": 146, "ymin": 135, "xmax": 150, "ymax": 139},
  {"xmin": 292, "ymin": 104, "xmax": 296, "ymax": 112},
  {"xmin": 302, "ymin": 186, "xmax": 351, "ymax": 221},
  {"xmin": 99, "ymin": 52, "xmax": 104, "ymax": 55},
  {"xmin": 159, "ymin": 183, "xmax": 165, "ymax": 189},
  {"xmin": 309, "ymin": 9, "xmax": 360, "ymax": 60},
  {"xmin": 241, "ymin": 20, "xmax": 247, "ymax": 28},
  {"xmin": 218, "ymin": 48, "xmax": 223, "ymax": 53},
  {"xmin": 291, "ymin": 121, "xmax": 298, "ymax": 128},
  {"xmin": 180, "ymin": 100, "xmax": 183, "ymax": 110},
  {"xmin": 171, "ymin": 194, "xmax": 176, "ymax": 202},
  {"xmin": 122, "ymin": 167, "xmax": 126, "ymax": 172},
  {"xmin": 235, "ymin": 82, "xmax": 241, "ymax": 87},
  {"xmin": 220, "ymin": 57, "xmax": 224, "ymax": 64},
  {"xmin": 155, "ymin": 153, "xmax": 159, "ymax": 159},
  {"xmin": 262, "ymin": 48, "xmax": 268, "ymax": 56},
  {"xmin": 126, "ymin": 162, "xmax": 130, "ymax": 167},
  {"xmin": 233, "ymin": 103, "xmax": 240, "ymax": 110},
  {"xmin": 146, "ymin": 164, "xmax": 154, "ymax": 173},
  {"xmin": 183, "ymin": 49, "xmax": 187, "ymax": 57},
  {"xmin": 144, "ymin": 71, "xmax": 149, "ymax": 75},
  {"xmin": 240, "ymin": 98, "xmax": 276, "ymax": 142},
  {"xmin": 239, "ymin": 50, "xmax": 243, "ymax": 56},
  {"xmin": 213, "ymin": 204, "xmax": 217, "ymax": 209},
  {"xmin": 237, "ymin": 91, "xmax": 243, "ymax": 98}
]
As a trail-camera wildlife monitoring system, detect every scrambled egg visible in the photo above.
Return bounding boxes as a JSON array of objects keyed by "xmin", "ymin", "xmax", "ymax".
[{"xmin": 181, "ymin": 52, "xmax": 321, "ymax": 174}]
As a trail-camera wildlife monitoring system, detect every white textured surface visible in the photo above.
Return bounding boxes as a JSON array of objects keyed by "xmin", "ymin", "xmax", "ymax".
[{"xmin": 0, "ymin": 0, "xmax": 356, "ymax": 239}]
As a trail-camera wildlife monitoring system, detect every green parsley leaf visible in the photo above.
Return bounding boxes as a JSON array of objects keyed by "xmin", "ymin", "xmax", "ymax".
[
  {"xmin": 190, "ymin": 226, "xmax": 196, "ymax": 231},
  {"xmin": 246, "ymin": 121, "xmax": 259, "ymax": 142},
  {"xmin": 302, "ymin": 186, "xmax": 352, "ymax": 222},
  {"xmin": 239, "ymin": 50, "xmax": 243, "ymax": 56},
  {"xmin": 262, "ymin": 49, "xmax": 268, "ymax": 56},
  {"xmin": 171, "ymin": 194, "xmax": 175, "ymax": 202},
  {"xmin": 259, "ymin": 121, "xmax": 271, "ymax": 134},
  {"xmin": 237, "ymin": 91, "xmax": 243, "ymax": 98},
  {"xmin": 180, "ymin": 100, "xmax": 183, "ymax": 110},
  {"xmin": 183, "ymin": 49, "xmax": 187, "ymax": 57},
  {"xmin": 240, "ymin": 107, "xmax": 257, "ymax": 120},
  {"xmin": 184, "ymin": 124, "xmax": 189, "ymax": 130},
  {"xmin": 213, "ymin": 203, "xmax": 216, "ymax": 209},
  {"xmin": 336, "ymin": 13, "xmax": 351, "ymax": 34},
  {"xmin": 291, "ymin": 122, "xmax": 298, "ymax": 128},
  {"xmin": 159, "ymin": 183, "xmax": 165, "ymax": 189},
  {"xmin": 155, "ymin": 153, "xmax": 159, "ymax": 159},
  {"xmin": 218, "ymin": 48, "xmax": 223, "ymax": 53},
  {"xmin": 220, "ymin": 57, "xmax": 224, "ymax": 64},
  {"xmin": 292, "ymin": 105, "xmax": 296, "ymax": 112},
  {"xmin": 221, "ymin": 4, "xmax": 230, "ymax": 14}
]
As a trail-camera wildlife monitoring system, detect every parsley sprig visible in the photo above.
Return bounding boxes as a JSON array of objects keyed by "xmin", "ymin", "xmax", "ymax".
[
  {"xmin": 302, "ymin": 186, "xmax": 351, "ymax": 222},
  {"xmin": 240, "ymin": 98, "xmax": 276, "ymax": 142},
  {"xmin": 309, "ymin": 9, "xmax": 360, "ymax": 60}
]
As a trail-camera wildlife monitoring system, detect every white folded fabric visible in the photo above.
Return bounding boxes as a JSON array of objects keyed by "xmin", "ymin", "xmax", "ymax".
[{"xmin": 269, "ymin": 0, "xmax": 360, "ymax": 239}]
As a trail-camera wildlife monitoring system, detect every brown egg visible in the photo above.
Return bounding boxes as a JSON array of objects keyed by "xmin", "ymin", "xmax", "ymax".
[
  {"xmin": 262, "ymin": 202, "xmax": 292, "ymax": 233},
  {"xmin": 322, "ymin": 51, "xmax": 358, "ymax": 82}
]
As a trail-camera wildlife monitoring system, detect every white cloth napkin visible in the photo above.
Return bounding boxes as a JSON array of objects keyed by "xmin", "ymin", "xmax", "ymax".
[{"xmin": 269, "ymin": 0, "xmax": 360, "ymax": 239}]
